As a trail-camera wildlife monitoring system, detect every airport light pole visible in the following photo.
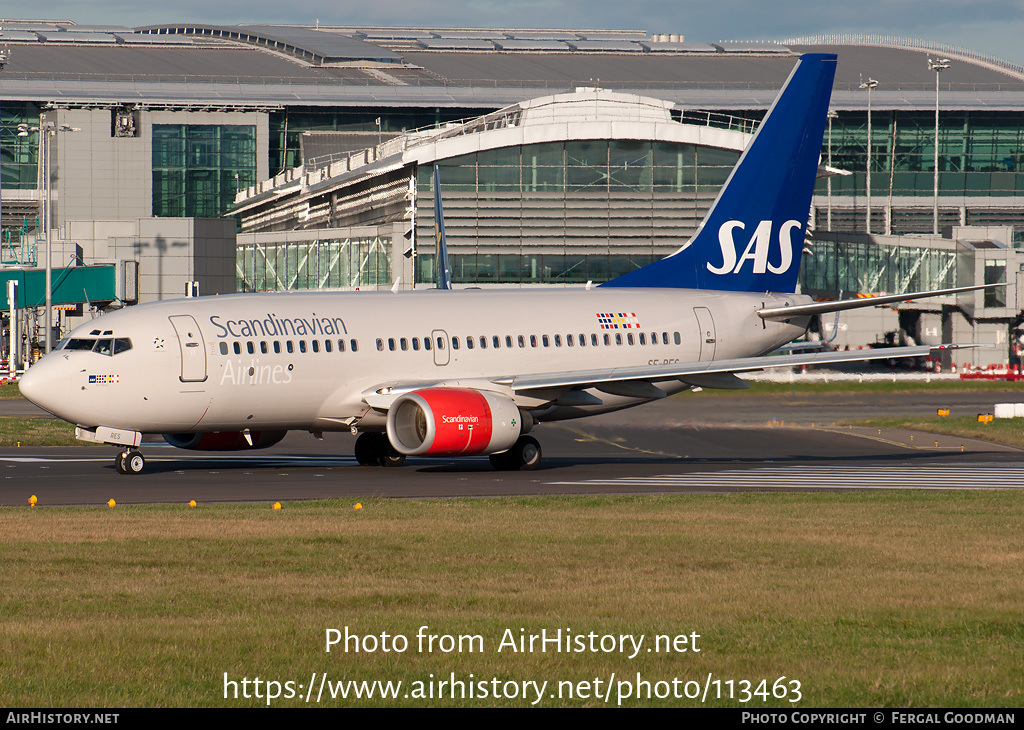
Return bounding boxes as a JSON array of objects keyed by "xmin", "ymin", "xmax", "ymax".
[
  {"xmin": 928, "ymin": 58, "xmax": 950, "ymax": 235},
  {"xmin": 858, "ymin": 78, "xmax": 878, "ymax": 234},
  {"xmin": 0, "ymin": 48, "xmax": 8, "ymax": 237},
  {"xmin": 826, "ymin": 109, "xmax": 837, "ymax": 230},
  {"xmin": 18, "ymin": 115, "xmax": 79, "ymax": 353}
]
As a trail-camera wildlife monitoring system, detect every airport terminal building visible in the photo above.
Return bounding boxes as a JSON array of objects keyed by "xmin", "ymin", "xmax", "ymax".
[{"xmin": 2, "ymin": 21, "xmax": 1024, "ymax": 365}]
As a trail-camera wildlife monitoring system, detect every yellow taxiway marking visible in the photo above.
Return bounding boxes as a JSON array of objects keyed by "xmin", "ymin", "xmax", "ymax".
[{"xmin": 819, "ymin": 427, "xmax": 953, "ymax": 451}]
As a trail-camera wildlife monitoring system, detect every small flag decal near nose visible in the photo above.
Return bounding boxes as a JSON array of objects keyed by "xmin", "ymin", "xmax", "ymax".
[
  {"xmin": 88, "ymin": 375, "xmax": 120, "ymax": 384},
  {"xmin": 596, "ymin": 312, "xmax": 640, "ymax": 329}
]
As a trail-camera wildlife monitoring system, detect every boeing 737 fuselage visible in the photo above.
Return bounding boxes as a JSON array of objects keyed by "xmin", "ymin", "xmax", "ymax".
[{"xmin": 18, "ymin": 54, "xmax": 979, "ymax": 474}]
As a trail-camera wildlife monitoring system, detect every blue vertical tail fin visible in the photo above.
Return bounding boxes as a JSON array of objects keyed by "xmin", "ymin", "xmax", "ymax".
[
  {"xmin": 601, "ymin": 53, "xmax": 837, "ymax": 293},
  {"xmin": 433, "ymin": 165, "xmax": 452, "ymax": 291}
]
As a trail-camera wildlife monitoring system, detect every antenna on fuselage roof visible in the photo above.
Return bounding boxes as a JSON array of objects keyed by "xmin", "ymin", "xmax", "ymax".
[{"xmin": 433, "ymin": 165, "xmax": 453, "ymax": 291}]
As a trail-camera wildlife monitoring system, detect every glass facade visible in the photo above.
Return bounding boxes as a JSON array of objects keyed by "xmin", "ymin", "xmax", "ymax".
[
  {"xmin": 820, "ymin": 111, "xmax": 1024, "ymax": 198},
  {"xmin": 0, "ymin": 102, "xmax": 40, "ymax": 191},
  {"xmin": 152, "ymin": 125, "xmax": 257, "ymax": 219},
  {"xmin": 415, "ymin": 140, "xmax": 739, "ymax": 285},
  {"xmin": 237, "ymin": 235, "xmax": 391, "ymax": 292},
  {"xmin": 800, "ymin": 236, "xmax": 959, "ymax": 296}
]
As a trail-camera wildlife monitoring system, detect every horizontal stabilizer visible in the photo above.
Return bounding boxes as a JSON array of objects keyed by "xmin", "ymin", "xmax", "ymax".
[{"xmin": 758, "ymin": 284, "xmax": 1000, "ymax": 320}]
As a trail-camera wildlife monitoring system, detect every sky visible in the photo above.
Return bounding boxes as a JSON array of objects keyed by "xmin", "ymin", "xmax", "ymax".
[{"xmin": 5, "ymin": 0, "xmax": 1024, "ymax": 65}]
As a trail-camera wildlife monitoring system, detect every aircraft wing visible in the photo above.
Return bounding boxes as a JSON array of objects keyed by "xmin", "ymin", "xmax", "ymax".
[
  {"xmin": 503, "ymin": 343, "xmax": 971, "ymax": 393},
  {"xmin": 360, "ymin": 343, "xmax": 979, "ymax": 410}
]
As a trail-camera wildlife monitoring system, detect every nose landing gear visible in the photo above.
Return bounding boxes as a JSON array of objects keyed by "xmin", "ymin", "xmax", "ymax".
[{"xmin": 115, "ymin": 449, "xmax": 146, "ymax": 475}]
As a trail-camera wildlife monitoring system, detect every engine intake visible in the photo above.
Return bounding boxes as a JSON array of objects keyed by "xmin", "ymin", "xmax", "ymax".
[
  {"xmin": 162, "ymin": 430, "xmax": 287, "ymax": 451},
  {"xmin": 386, "ymin": 387, "xmax": 522, "ymax": 456}
]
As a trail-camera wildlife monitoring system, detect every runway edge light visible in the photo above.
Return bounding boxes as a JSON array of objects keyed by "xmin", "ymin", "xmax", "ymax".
[
  {"xmin": 28, "ymin": 495, "xmax": 37, "ymax": 507},
  {"xmin": 354, "ymin": 503, "xmax": 362, "ymax": 510},
  {"xmin": 273, "ymin": 502, "xmax": 282, "ymax": 510},
  {"xmin": 188, "ymin": 500, "xmax": 196, "ymax": 508},
  {"xmin": 107, "ymin": 499, "xmax": 116, "ymax": 508}
]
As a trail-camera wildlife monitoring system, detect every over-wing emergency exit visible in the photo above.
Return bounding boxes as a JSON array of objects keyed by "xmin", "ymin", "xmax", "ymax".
[{"xmin": 19, "ymin": 54, "xmax": 984, "ymax": 474}]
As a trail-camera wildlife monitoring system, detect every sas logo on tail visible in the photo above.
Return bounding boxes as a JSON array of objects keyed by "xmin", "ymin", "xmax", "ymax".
[{"xmin": 707, "ymin": 220, "xmax": 802, "ymax": 276}]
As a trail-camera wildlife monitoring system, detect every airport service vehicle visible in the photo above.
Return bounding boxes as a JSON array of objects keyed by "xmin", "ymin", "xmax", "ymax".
[{"xmin": 20, "ymin": 54, "xmax": 980, "ymax": 474}]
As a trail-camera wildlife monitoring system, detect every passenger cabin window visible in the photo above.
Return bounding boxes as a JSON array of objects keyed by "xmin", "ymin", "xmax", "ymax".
[
  {"xmin": 247, "ymin": 342, "xmax": 255, "ymax": 354},
  {"xmin": 233, "ymin": 342, "xmax": 241, "ymax": 355},
  {"xmin": 480, "ymin": 336, "xmax": 487, "ymax": 349},
  {"xmin": 424, "ymin": 338, "xmax": 431, "ymax": 351},
  {"xmin": 376, "ymin": 339, "xmax": 384, "ymax": 352},
  {"xmin": 219, "ymin": 342, "xmax": 229, "ymax": 355},
  {"xmin": 325, "ymin": 340, "xmax": 333, "ymax": 353},
  {"xmin": 674, "ymin": 332, "xmax": 682, "ymax": 345},
  {"xmin": 452, "ymin": 337, "xmax": 460, "ymax": 350},
  {"xmin": 274, "ymin": 341, "xmax": 282, "ymax": 354},
  {"xmin": 466, "ymin": 337, "xmax": 474, "ymax": 350},
  {"xmin": 338, "ymin": 339, "xmax": 346, "ymax": 352},
  {"xmin": 312, "ymin": 340, "xmax": 320, "ymax": 353},
  {"xmin": 351, "ymin": 340, "xmax": 359, "ymax": 352}
]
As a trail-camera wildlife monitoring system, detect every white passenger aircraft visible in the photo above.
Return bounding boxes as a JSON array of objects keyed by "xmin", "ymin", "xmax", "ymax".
[{"xmin": 20, "ymin": 54, "xmax": 985, "ymax": 474}]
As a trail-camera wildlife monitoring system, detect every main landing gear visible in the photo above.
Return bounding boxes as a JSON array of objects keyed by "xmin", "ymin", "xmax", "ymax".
[
  {"xmin": 115, "ymin": 448, "xmax": 146, "ymax": 475},
  {"xmin": 489, "ymin": 435, "xmax": 542, "ymax": 471},
  {"xmin": 354, "ymin": 432, "xmax": 406, "ymax": 467}
]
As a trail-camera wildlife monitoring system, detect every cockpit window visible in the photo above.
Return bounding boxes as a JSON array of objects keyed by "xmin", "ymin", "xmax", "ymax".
[
  {"xmin": 63, "ymin": 338, "xmax": 97, "ymax": 351},
  {"xmin": 58, "ymin": 336, "xmax": 132, "ymax": 355}
]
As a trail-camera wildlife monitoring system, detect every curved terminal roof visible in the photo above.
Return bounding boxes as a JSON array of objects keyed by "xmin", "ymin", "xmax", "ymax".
[
  {"xmin": 231, "ymin": 88, "xmax": 753, "ymax": 215},
  {"xmin": 0, "ymin": 22, "xmax": 1022, "ymax": 111}
]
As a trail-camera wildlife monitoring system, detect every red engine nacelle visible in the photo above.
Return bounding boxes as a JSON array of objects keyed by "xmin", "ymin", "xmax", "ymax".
[
  {"xmin": 162, "ymin": 430, "xmax": 287, "ymax": 451},
  {"xmin": 386, "ymin": 388, "xmax": 522, "ymax": 456}
]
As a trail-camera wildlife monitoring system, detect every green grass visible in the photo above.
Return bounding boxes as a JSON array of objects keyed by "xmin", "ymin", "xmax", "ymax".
[
  {"xmin": 707, "ymin": 379, "xmax": 1024, "ymax": 397},
  {"xmin": 857, "ymin": 416, "xmax": 1024, "ymax": 448},
  {"xmin": 2, "ymin": 493, "xmax": 1024, "ymax": 707},
  {"xmin": 0, "ymin": 416, "xmax": 80, "ymax": 446},
  {"xmin": 0, "ymin": 382, "xmax": 21, "ymax": 398}
]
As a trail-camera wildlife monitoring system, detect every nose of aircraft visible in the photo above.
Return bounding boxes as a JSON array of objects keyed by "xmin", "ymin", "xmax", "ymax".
[{"xmin": 20, "ymin": 354, "xmax": 72, "ymax": 418}]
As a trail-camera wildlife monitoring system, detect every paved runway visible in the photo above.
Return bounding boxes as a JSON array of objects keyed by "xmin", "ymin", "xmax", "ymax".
[{"xmin": 2, "ymin": 388, "xmax": 1021, "ymax": 506}]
